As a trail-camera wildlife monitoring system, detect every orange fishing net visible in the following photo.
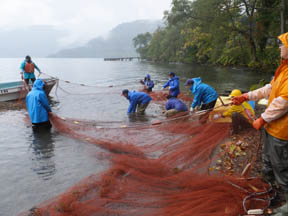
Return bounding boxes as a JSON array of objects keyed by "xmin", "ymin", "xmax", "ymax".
[{"xmin": 19, "ymin": 91, "xmax": 273, "ymax": 216}]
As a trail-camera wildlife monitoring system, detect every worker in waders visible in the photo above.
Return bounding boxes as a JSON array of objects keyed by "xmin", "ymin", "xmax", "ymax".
[
  {"xmin": 122, "ymin": 89, "xmax": 152, "ymax": 115},
  {"xmin": 140, "ymin": 74, "xmax": 154, "ymax": 92},
  {"xmin": 26, "ymin": 79, "xmax": 52, "ymax": 132},
  {"xmin": 163, "ymin": 95, "xmax": 188, "ymax": 117},
  {"xmin": 162, "ymin": 72, "xmax": 180, "ymax": 98},
  {"xmin": 185, "ymin": 77, "xmax": 218, "ymax": 112},
  {"xmin": 232, "ymin": 33, "xmax": 288, "ymax": 216},
  {"xmin": 20, "ymin": 55, "xmax": 41, "ymax": 86},
  {"xmin": 213, "ymin": 89, "xmax": 255, "ymax": 134}
]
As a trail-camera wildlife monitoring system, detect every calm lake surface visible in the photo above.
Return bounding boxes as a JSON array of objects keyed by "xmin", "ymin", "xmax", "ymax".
[{"xmin": 0, "ymin": 58, "xmax": 272, "ymax": 216}]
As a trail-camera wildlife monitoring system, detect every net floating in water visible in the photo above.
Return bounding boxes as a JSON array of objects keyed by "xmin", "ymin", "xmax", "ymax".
[{"xmin": 19, "ymin": 91, "xmax": 272, "ymax": 216}]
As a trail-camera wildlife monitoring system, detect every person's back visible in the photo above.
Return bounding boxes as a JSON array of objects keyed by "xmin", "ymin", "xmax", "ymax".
[
  {"xmin": 196, "ymin": 83, "xmax": 218, "ymax": 105},
  {"xmin": 164, "ymin": 96, "xmax": 187, "ymax": 117},
  {"xmin": 122, "ymin": 90, "xmax": 152, "ymax": 114},
  {"xmin": 186, "ymin": 77, "xmax": 218, "ymax": 111},
  {"xmin": 166, "ymin": 97, "xmax": 188, "ymax": 111},
  {"xmin": 26, "ymin": 79, "xmax": 51, "ymax": 125},
  {"xmin": 129, "ymin": 91, "xmax": 152, "ymax": 104},
  {"xmin": 223, "ymin": 101, "xmax": 255, "ymax": 122}
]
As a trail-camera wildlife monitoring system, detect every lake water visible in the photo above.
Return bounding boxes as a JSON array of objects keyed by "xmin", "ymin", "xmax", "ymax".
[{"xmin": 0, "ymin": 58, "xmax": 272, "ymax": 216}]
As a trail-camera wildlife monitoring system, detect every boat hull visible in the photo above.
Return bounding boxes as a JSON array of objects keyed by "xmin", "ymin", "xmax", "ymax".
[{"xmin": 0, "ymin": 78, "xmax": 58, "ymax": 102}]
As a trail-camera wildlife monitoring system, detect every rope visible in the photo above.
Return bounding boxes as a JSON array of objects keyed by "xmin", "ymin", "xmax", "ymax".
[
  {"xmin": 39, "ymin": 71, "xmax": 232, "ymax": 129},
  {"xmin": 39, "ymin": 71, "xmax": 142, "ymax": 88},
  {"xmin": 55, "ymin": 103, "xmax": 231, "ymax": 130},
  {"xmin": 226, "ymin": 178, "xmax": 275, "ymax": 214}
]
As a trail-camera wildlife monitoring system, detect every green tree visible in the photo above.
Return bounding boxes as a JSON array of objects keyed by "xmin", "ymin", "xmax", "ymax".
[
  {"xmin": 133, "ymin": 32, "xmax": 152, "ymax": 58},
  {"xmin": 134, "ymin": 0, "xmax": 286, "ymax": 69}
]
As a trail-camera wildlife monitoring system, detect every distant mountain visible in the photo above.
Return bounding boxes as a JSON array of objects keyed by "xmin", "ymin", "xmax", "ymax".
[
  {"xmin": 49, "ymin": 20, "xmax": 162, "ymax": 58},
  {"xmin": 0, "ymin": 26, "xmax": 67, "ymax": 58}
]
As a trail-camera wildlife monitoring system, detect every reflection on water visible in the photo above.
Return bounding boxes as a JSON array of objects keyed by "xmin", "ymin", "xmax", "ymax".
[{"xmin": 29, "ymin": 130, "xmax": 56, "ymax": 180}]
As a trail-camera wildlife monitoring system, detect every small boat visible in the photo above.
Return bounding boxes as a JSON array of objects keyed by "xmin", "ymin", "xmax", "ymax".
[{"xmin": 0, "ymin": 78, "xmax": 58, "ymax": 102}]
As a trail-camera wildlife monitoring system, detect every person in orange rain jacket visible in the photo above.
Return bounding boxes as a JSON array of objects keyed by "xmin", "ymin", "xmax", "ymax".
[{"xmin": 232, "ymin": 33, "xmax": 288, "ymax": 215}]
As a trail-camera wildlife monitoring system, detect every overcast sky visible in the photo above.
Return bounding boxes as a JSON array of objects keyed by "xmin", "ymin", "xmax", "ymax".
[{"xmin": 0, "ymin": 0, "xmax": 172, "ymax": 46}]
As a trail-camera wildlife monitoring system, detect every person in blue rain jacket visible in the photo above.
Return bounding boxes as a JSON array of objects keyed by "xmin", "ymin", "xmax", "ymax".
[
  {"xmin": 162, "ymin": 72, "xmax": 180, "ymax": 97},
  {"xmin": 185, "ymin": 77, "xmax": 218, "ymax": 112},
  {"xmin": 164, "ymin": 95, "xmax": 188, "ymax": 117},
  {"xmin": 26, "ymin": 79, "xmax": 52, "ymax": 131},
  {"xmin": 122, "ymin": 89, "xmax": 152, "ymax": 114},
  {"xmin": 140, "ymin": 74, "xmax": 154, "ymax": 92}
]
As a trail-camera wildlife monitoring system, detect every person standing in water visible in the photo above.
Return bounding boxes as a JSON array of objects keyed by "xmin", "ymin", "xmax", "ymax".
[{"xmin": 26, "ymin": 79, "xmax": 52, "ymax": 132}]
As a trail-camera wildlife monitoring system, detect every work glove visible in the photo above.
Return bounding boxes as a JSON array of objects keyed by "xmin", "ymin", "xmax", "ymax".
[
  {"xmin": 232, "ymin": 93, "xmax": 249, "ymax": 105},
  {"xmin": 190, "ymin": 107, "xmax": 194, "ymax": 112},
  {"xmin": 213, "ymin": 114, "xmax": 222, "ymax": 120},
  {"xmin": 252, "ymin": 117, "xmax": 266, "ymax": 130}
]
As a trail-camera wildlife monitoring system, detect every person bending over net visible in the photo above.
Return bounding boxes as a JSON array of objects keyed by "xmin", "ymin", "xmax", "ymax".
[
  {"xmin": 26, "ymin": 79, "xmax": 52, "ymax": 132},
  {"xmin": 161, "ymin": 72, "xmax": 180, "ymax": 98},
  {"xmin": 213, "ymin": 89, "xmax": 255, "ymax": 134},
  {"xmin": 232, "ymin": 32, "xmax": 288, "ymax": 216},
  {"xmin": 20, "ymin": 55, "xmax": 41, "ymax": 86},
  {"xmin": 140, "ymin": 74, "xmax": 154, "ymax": 92},
  {"xmin": 163, "ymin": 95, "xmax": 188, "ymax": 117},
  {"xmin": 185, "ymin": 77, "xmax": 218, "ymax": 112},
  {"xmin": 122, "ymin": 89, "xmax": 152, "ymax": 115}
]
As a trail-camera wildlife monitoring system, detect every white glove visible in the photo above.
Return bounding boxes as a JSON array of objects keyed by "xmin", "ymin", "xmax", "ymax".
[
  {"xmin": 213, "ymin": 114, "xmax": 221, "ymax": 120},
  {"xmin": 190, "ymin": 107, "xmax": 194, "ymax": 112}
]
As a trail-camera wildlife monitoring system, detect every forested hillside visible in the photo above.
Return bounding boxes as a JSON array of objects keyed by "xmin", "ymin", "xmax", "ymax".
[{"xmin": 134, "ymin": 0, "xmax": 287, "ymax": 70}]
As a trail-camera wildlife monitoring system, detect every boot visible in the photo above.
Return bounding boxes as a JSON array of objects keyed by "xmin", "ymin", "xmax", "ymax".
[
  {"xmin": 261, "ymin": 168, "xmax": 275, "ymax": 184},
  {"xmin": 273, "ymin": 193, "xmax": 288, "ymax": 215}
]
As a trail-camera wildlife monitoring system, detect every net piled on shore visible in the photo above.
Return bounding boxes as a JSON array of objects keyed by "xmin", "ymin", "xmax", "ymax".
[{"xmin": 19, "ymin": 91, "xmax": 273, "ymax": 216}]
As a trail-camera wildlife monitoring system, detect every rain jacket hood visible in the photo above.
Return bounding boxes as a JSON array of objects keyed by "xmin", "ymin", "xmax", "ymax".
[
  {"xmin": 146, "ymin": 74, "xmax": 151, "ymax": 80},
  {"xmin": 33, "ymin": 79, "xmax": 45, "ymax": 90},
  {"xmin": 190, "ymin": 77, "xmax": 202, "ymax": 94},
  {"xmin": 26, "ymin": 79, "xmax": 51, "ymax": 124},
  {"xmin": 279, "ymin": 32, "xmax": 288, "ymax": 50},
  {"xmin": 126, "ymin": 90, "xmax": 152, "ymax": 114}
]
